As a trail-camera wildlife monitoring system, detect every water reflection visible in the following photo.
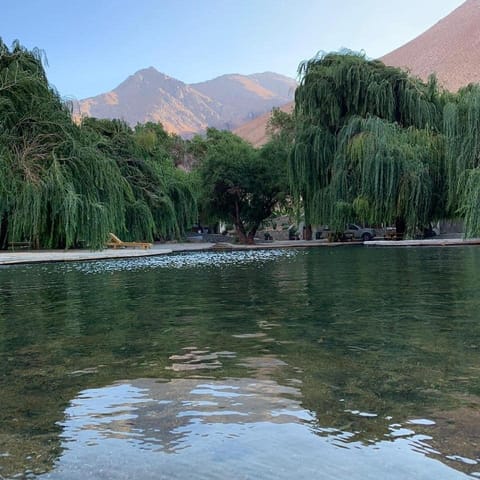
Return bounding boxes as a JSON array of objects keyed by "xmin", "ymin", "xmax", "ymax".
[
  {"xmin": 62, "ymin": 378, "xmax": 306, "ymax": 451},
  {"xmin": 42, "ymin": 378, "xmax": 470, "ymax": 480},
  {"xmin": 166, "ymin": 347, "xmax": 235, "ymax": 371},
  {"xmin": 0, "ymin": 247, "xmax": 480, "ymax": 478}
]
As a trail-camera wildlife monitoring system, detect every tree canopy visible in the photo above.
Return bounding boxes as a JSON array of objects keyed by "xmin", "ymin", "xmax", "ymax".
[
  {"xmin": 289, "ymin": 51, "xmax": 445, "ymax": 236},
  {"xmin": 443, "ymin": 85, "xmax": 480, "ymax": 236},
  {"xmin": 81, "ymin": 119, "xmax": 197, "ymax": 243},
  {"xmin": 197, "ymin": 129, "xmax": 287, "ymax": 244},
  {"xmin": 0, "ymin": 39, "xmax": 197, "ymax": 249}
]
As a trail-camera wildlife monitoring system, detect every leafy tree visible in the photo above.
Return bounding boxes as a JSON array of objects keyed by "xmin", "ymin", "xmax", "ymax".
[
  {"xmin": 0, "ymin": 39, "xmax": 127, "ymax": 249},
  {"xmin": 266, "ymin": 107, "xmax": 295, "ymax": 142},
  {"xmin": 443, "ymin": 85, "xmax": 480, "ymax": 237},
  {"xmin": 198, "ymin": 129, "xmax": 286, "ymax": 244},
  {"xmin": 289, "ymin": 51, "xmax": 444, "ymax": 237},
  {"xmin": 82, "ymin": 118, "xmax": 197, "ymax": 242},
  {"xmin": 332, "ymin": 116, "xmax": 444, "ymax": 232},
  {"xmin": 0, "ymin": 39, "xmax": 197, "ymax": 248}
]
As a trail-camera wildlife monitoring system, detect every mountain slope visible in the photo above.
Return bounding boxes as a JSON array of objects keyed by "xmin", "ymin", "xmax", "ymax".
[
  {"xmin": 381, "ymin": 0, "xmax": 480, "ymax": 92},
  {"xmin": 77, "ymin": 68, "xmax": 223, "ymax": 136},
  {"xmin": 236, "ymin": 0, "xmax": 480, "ymax": 146},
  {"xmin": 76, "ymin": 68, "xmax": 295, "ymax": 136},
  {"xmin": 192, "ymin": 72, "xmax": 295, "ymax": 129},
  {"xmin": 233, "ymin": 101, "xmax": 294, "ymax": 147}
]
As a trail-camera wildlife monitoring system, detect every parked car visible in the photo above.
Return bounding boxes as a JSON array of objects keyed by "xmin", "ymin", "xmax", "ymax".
[
  {"xmin": 344, "ymin": 224, "xmax": 376, "ymax": 241},
  {"xmin": 316, "ymin": 224, "xmax": 376, "ymax": 241}
]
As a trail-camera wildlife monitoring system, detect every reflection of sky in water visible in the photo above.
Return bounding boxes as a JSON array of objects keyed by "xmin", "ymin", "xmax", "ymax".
[{"xmin": 41, "ymin": 378, "xmax": 471, "ymax": 480}]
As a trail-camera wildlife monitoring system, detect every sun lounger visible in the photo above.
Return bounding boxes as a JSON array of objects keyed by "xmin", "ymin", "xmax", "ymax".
[{"xmin": 106, "ymin": 233, "xmax": 153, "ymax": 249}]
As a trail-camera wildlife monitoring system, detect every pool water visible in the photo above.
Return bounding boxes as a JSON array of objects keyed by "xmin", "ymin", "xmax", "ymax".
[{"xmin": 0, "ymin": 247, "xmax": 479, "ymax": 479}]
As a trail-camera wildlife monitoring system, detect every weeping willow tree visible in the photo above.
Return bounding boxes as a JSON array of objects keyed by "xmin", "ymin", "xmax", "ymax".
[
  {"xmin": 331, "ymin": 116, "xmax": 444, "ymax": 235},
  {"xmin": 290, "ymin": 51, "xmax": 443, "ymax": 237},
  {"xmin": 0, "ymin": 39, "xmax": 128, "ymax": 249},
  {"xmin": 82, "ymin": 118, "xmax": 197, "ymax": 242},
  {"xmin": 0, "ymin": 39, "xmax": 196, "ymax": 249},
  {"xmin": 443, "ymin": 85, "xmax": 480, "ymax": 237},
  {"xmin": 133, "ymin": 122, "xmax": 197, "ymax": 239}
]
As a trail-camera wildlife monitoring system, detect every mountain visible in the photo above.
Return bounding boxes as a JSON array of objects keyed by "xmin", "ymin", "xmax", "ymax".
[
  {"xmin": 235, "ymin": 0, "xmax": 480, "ymax": 146},
  {"xmin": 192, "ymin": 72, "xmax": 295, "ymax": 130},
  {"xmin": 233, "ymin": 101, "xmax": 294, "ymax": 147},
  {"xmin": 76, "ymin": 68, "xmax": 222, "ymax": 136},
  {"xmin": 381, "ymin": 0, "xmax": 480, "ymax": 92},
  {"xmin": 75, "ymin": 69, "xmax": 296, "ymax": 137}
]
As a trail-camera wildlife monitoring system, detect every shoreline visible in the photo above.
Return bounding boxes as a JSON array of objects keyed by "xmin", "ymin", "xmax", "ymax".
[
  {"xmin": 0, "ymin": 237, "xmax": 476, "ymax": 266},
  {"xmin": 0, "ymin": 239, "xmax": 342, "ymax": 266}
]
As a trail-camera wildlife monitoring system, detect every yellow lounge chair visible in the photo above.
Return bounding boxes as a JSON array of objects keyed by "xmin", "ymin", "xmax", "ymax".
[{"xmin": 106, "ymin": 233, "xmax": 153, "ymax": 249}]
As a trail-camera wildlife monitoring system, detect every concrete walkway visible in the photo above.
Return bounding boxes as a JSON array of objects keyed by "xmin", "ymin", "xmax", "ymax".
[
  {"xmin": 366, "ymin": 238, "xmax": 478, "ymax": 247},
  {"xmin": 0, "ymin": 236, "xmax": 473, "ymax": 266}
]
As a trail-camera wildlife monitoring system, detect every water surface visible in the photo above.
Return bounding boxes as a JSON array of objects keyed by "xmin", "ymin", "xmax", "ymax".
[{"xmin": 0, "ymin": 247, "xmax": 479, "ymax": 479}]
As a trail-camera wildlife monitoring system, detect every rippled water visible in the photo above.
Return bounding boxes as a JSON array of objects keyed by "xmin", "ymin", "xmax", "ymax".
[{"xmin": 1, "ymin": 247, "xmax": 480, "ymax": 479}]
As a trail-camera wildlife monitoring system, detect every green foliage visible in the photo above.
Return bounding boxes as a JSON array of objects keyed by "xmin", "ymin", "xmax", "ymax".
[
  {"xmin": 0, "ymin": 39, "xmax": 127, "ymax": 249},
  {"xmin": 266, "ymin": 107, "xmax": 295, "ymax": 142},
  {"xmin": 290, "ymin": 51, "xmax": 444, "ymax": 234},
  {"xmin": 442, "ymin": 85, "xmax": 480, "ymax": 236},
  {"xmin": 197, "ymin": 129, "xmax": 286, "ymax": 243},
  {"xmin": 82, "ymin": 118, "xmax": 197, "ymax": 242},
  {"xmin": 331, "ymin": 116, "xmax": 444, "ymax": 234},
  {"xmin": 457, "ymin": 168, "xmax": 480, "ymax": 236},
  {"xmin": 0, "ymin": 40, "xmax": 197, "ymax": 248}
]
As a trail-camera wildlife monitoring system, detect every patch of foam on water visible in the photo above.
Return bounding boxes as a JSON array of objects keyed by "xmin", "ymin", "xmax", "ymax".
[
  {"xmin": 62, "ymin": 249, "xmax": 300, "ymax": 274},
  {"xmin": 446, "ymin": 455, "xmax": 478, "ymax": 465},
  {"xmin": 387, "ymin": 427, "xmax": 416, "ymax": 438},
  {"xmin": 344, "ymin": 409, "xmax": 378, "ymax": 418},
  {"xmin": 407, "ymin": 418, "xmax": 436, "ymax": 426}
]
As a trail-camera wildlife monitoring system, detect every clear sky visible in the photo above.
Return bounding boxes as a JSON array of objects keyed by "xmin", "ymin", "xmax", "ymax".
[{"xmin": 0, "ymin": 0, "xmax": 465, "ymax": 99}]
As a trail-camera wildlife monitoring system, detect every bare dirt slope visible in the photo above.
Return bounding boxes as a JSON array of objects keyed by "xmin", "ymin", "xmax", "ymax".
[
  {"xmin": 381, "ymin": 0, "xmax": 480, "ymax": 92},
  {"xmin": 233, "ymin": 102, "xmax": 294, "ymax": 147},
  {"xmin": 236, "ymin": 1, "xmax": 480, "ymax": 146}
]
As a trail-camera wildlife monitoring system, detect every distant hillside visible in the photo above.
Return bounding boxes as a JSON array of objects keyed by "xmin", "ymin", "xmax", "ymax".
[
  {"xmin": 75, "ymin": 69, "xmax": 296, "ymax": 137},
  {"xmin": 236, "ymin": 0, "xmax": 480, "ymax": 146},
  {"xmin": 192, "ymin": 72, "xmax": 295, "ymax": 130},
  {"xmin": 381, "ymin": 0, "xmax": 480, "ymax": 92},
  {"xmin": 233, "ymin": 102, "xmax": 294, "ymax": 147}
]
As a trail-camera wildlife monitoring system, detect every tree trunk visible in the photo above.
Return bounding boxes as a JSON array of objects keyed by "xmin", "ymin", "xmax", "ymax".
[
  {"xmin": 234, "ymin": 216, "xmax": 250, "ymax": 245},
  {"xmin": 236, "ymin": 227, "xmax": 248, "ymax": 244},
  {"xmin": 246, "ymin": 224, "xmax": 260, "ymax": 245},
  {"xmin": 234, "ymin": 223, "xmax": 257, "ymax": 245},
  {"xmin": 303, "ymin": 198, "xmax": 313, "ymax": 240},
  {"xmin": 245, "ymin": 232, "xmax": 256, "ymax": 244},
  {"xmin": 233, "ymin": 199, "xmax": 256, "ymax": 245},
  {"xmin": 304, "ymin": 224, "xmax": 312, "ymax": 241},
  {"xmin": 0, "ymin": 214, "xmax": 8, "ymax": 250},
  {"xmin": 395, "ymin": 217, "xmax": 406, "ymax": 239}
]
